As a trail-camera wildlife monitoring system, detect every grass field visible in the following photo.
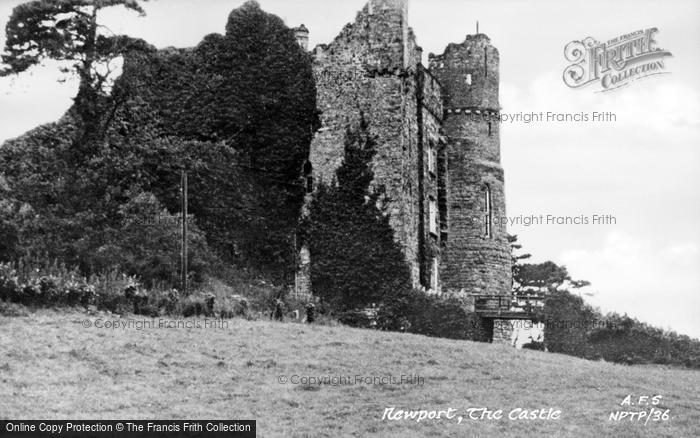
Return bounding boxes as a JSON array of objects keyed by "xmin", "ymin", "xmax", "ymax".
[{"xmin": 0, "ymin": 308, "xmax": 698, "ymax": 437}]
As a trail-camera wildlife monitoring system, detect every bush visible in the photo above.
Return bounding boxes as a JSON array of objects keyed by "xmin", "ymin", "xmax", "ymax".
[
  {"xmin": 0, "ymin": 257, "xmax": 271, "ymax": 321},
  {"xmin": 92, "ymin": 270, "xmax": 141, "ymax": 314},
  {"xmin": 93, "ymin": 190, "xmax": 220, "ymax": 289},
  {"xmin": 585, "ymin": 314, "xmax": 700, "ymax": 368},
  {"xmin": 0, "ymin": 263, "xmax": 18, "ymax": 302},
  {"xmin": 522, "ymin": 341, "xmax": 545, "ymax": 351},
  {"xmin": 338, "ymin": 309, "xmax": 375, "ymax": 329},
  {"xmin": 181, "ymin": 293, "xmax": 215, "ymax": 317},
  {"xmin": 0, "ymin": 300, "xmax": 28, "ymax": 317},
  {"xmin": 543, "ymin": 291, "xmax": 599, "ymax": 356},
  {"xmin": 0, "ymin": 259, "xmax": 97, "ymax": 308},
  {"xmin": 0, "ymin": 259, "xmax": 145, "ymax": 314},
  {"xmin": 304, "ymin": 116, "xmax": 413, "ymax": 314},
  {"xmin": 405, "ymin": 292, "xmax": 491, "ymax": 342},
  {"xmin": 0, "ymin": 199, "xmax": 20, "ymax": 262},
  {"xmin": 543, "ymin": 290, "xmax": 700, "ymax": 368}
]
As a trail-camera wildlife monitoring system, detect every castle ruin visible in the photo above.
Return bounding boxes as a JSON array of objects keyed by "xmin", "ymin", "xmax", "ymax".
[{"xmin": 295, "ymin": 0, "xmax": 516, "ymax": 341}]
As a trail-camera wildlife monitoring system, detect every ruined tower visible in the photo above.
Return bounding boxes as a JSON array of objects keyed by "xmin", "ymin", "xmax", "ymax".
[
  {"xmin": 303, "ymin": 0, "xmax": 431, "ymax": 289},
  {"xmin": 429, "ymin": 35, "xmax": 512, "ymax": 296},
  {"xmin": 293, "ymin": 24, "xmax": 309, "ymax": 51},
  {"xmin": 296, "ymin": 1, "xmax": 512, "ymax": 303}
]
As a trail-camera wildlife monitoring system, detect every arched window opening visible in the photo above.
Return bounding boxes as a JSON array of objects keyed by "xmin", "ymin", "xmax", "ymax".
[{"xmin": 483, "ymin": 184, "xmax": 492, "ymax": 238}]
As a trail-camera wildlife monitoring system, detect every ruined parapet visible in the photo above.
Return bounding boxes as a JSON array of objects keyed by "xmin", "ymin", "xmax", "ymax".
[
  {"xmin": 430, "ymin": 34, "xmax": 512, "ymax": 296},
  {"xmin": 428, "ymin": 34, "xmax": 499, "ymax": 111},
  {"xmin": 306, "ymin": 0, "xmax": 428, "ymax": 287},
  {"xmin": 294, "ymin": 24, "xmax": 309, "ymax": 51},
  {"xmin": 308, "ymin": 0, "xmax": 423, "ymax": 185}
]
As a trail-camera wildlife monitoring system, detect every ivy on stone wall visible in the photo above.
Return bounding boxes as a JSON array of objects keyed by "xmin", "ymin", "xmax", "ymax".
[
  {"xmin": 303, "ymin": 115, "xmax": 412, "ymax": 313},
  {"xmin": 0, "ymin": 1, "xmax": 318, "ymax": 286}
]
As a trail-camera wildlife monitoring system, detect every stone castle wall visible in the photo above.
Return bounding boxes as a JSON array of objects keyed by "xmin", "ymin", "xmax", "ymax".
[
  {"xmin": 307, "ymin": 0, "xmax": 432, "ymax": 287},
  {"xmin": 429, "ymin": 35, "xmax": 512, "ymax": 296},
  {"xmin": 301, "ymin": 1, "xmax": 512, "ymax": 299},
  {"xmin": 416, "ymin": 68, "xmax": 444, "ymax": 290}
]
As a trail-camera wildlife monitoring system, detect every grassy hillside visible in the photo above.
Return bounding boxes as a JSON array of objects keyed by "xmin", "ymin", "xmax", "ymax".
[{"xmin": 0, "ymin": 309, "xmax": 698, "ymax": 437}]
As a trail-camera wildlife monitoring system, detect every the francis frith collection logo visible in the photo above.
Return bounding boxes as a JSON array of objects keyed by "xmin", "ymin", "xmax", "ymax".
[{"xmin": 563, "ymin": 28, "xmax": 672, "ymax": 92}]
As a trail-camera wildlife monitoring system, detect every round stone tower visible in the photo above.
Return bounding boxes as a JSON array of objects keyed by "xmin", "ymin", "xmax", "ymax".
[{"xmin": 429, "ymin": 34, "xmax": 512, "ymax": 296}]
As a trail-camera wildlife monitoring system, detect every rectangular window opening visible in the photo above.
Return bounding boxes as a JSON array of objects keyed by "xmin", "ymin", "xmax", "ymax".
[
  {"xmin": 429, "ymin": 197, "xmax": 438, "ymax": 236},
  {"xmin": 431, "ymin": 257, "xmax": 439, "ymax": 292},
  {"xmin": 484, "ymin": 186, "xmax": 492, "ymax": 238}
]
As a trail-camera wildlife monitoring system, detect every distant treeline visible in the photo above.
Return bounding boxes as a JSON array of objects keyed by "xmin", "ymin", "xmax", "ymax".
[{"xmin": 543, "ymin": 290, "xmax": 700, "ymax": 368}]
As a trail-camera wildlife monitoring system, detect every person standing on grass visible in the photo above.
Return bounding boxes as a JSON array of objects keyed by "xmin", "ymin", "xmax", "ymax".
[{"xmin": 272, "ymin": 298, "xmax": 284, "ymax": 321}]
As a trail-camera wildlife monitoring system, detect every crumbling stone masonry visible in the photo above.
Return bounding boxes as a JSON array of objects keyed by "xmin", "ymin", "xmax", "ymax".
[
  {"xmin": 493, "ymin": 319, "xmax": 515, "ymax": 345},
  {"xmin": 294, "ymin": 0, "xmax": 513, "ymax": 334}
]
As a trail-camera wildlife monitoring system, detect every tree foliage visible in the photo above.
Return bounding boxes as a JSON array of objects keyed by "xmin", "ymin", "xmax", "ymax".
[
  {"xmin": 0, "ymin": 1, "xmax": 318, "ymax": 288},
  {"xmin": 1, "ymin": 0, "xmax": 148, "ymax": 77},
  {"xmin": 121, "ymin": 1, "xmax": 318, "ymax": 280},
  {"xmin": 512, "ymin": 260, "xmax": 590, "ymax": 294},
  {"xmin": 304, "ymin": 116, "xmax": 412, "ymax": 312},
  {"xmin": 509, "ymin": 243, "xmax": 699, "ymax": 367},
  {"xmin": 1, "ymin": 0, "xmax": 153, "ymax": 154},
  {"xmin": 96, "ymin": 191, "xmax": 218, "ymax": 287}
]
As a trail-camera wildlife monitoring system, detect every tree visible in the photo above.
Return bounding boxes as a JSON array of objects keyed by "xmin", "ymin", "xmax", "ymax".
[
  {"xmin": 508, "ymin": 234, "xmax": 530, "ymax": 290},
  {"xmin": 508, "ymin": 238, "xmax": 593, "ymax": 346},
  {"xmin": 95, "ymin": 190, "xmax": 219, "ymax": 288},
  {"xmin": 0, "ymin": 176, "xmax": 21, "ymax": 262},
  {"xmin": 543, "ymin": 290, "xmax": 598, "ymax": 355},
  {"xmin": 0, "ymin": 0, "xmax": 318, "ymax": 289},
  {"xmin": 514, "ymin": 261, "xmax": 571, "ymax": 293},
  {"xmin": 125, "ymin": 0, "xmax": 318, "ymax": 281},
  {"xmin": 1, "ymin": 0, "xmax": 152, "ymax": 152},
  {"xmin": 304, "ymin": 115, "xmax": 412, "ymax": 313},
  {"xmin": 510, "ymin": 246, "xmax": 590, "ymax": 294}
]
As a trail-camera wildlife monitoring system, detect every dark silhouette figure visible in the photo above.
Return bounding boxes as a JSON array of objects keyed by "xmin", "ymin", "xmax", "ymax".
[{"xmin": 305, "ymin": 303, "xmax": 316, "ymax": 323}]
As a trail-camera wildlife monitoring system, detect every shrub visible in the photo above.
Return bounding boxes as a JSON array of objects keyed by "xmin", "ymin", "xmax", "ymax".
[
  {"xmin": 0, "ymin": 263, "xmax": 18, "ymax": 302},
  {"xmin": 181, "ymin": 293, "xmax": 215, "ymax": 317},
  {"xmin": 234, "ymin": 298, "xmax": 249, "ymax": 318},
  {"xmin": 543, "ymin": 291, "xmax": 599, "ymax": 356},
  {"xmin": 93, "ymin": 191, "xmax": 220, "ymax": 289},
  {"xmin": 0, "ymin": 259, "xmax": 97, "ymax": 308},
  {"xmin": 404, "ymin": 292, "xmax": 491, "ymax": 342},
  {"xmin": 543, "ymin": 290, "xmax": 700, "ymax": 368},
  {"xmin": 585, "ymin": 314, "xmax": 700, "ymax": 368},
  {"xmin": 338, "ymin": 309, "xmax": 375, "ymax": 329},
  {"xmin": 522, "ymin": 341, "xmax": 545, "ymax": 351},
  {"xmin": 0, "ymin": 202, "xmax": 19, "ymax": 262},
  {"xmin": 0, "ymin": 300, "xmax": 28, "ymax": 317},
  {"xmin": 304, "ymin": 116, "xmax": 413, "ymax": 314},
  {"xmin": 91, "ymin": 270, "xmax": 138, "ymax": 314}
]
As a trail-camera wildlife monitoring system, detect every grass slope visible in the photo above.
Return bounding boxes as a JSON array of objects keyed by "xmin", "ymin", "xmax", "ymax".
[{"xmin": 0, "ymin": 309, "xmax": 698, "ymax": 437}]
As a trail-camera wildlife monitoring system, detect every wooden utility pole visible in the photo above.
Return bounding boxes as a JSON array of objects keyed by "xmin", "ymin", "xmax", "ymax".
[{"xmin": 181, "ymin": 169, "xmax": 188, "ymax": 295}]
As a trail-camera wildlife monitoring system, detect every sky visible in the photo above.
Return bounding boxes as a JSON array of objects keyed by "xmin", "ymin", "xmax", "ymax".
[{"xmin": 0, "ymin": 0, "xmax": 698, "ymax": 337}]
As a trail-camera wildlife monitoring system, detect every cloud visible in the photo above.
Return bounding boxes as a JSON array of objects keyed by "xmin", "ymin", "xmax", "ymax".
[
  {"xmin": 502, "ymin": 69, "xmax": 700, "ymax": 136},
  {"xmin": 659, "ymin": 242, "xmax": 699, "ymax": 260},
  {"xmin": 501, "ymin": 67, "xmax": 700, "ymax": 339}
]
